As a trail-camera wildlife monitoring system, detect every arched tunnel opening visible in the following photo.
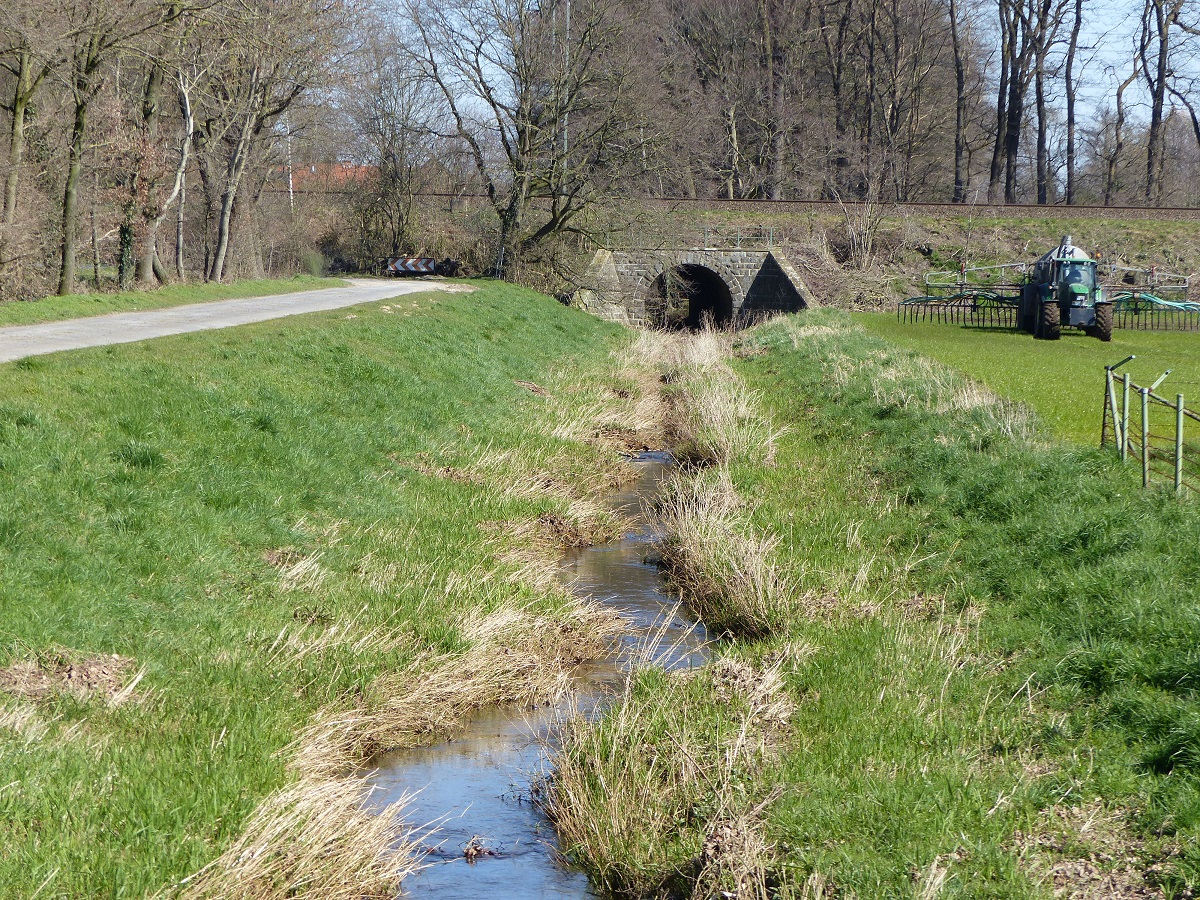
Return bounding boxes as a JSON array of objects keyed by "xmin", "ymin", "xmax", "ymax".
[{"xmin": 650, "ymin": 265, "xmax": 734, "ymax": 330}]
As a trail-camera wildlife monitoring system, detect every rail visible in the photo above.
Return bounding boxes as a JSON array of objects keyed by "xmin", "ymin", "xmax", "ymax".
[
  {"xmin": 1101, "ymin": 360, "xmax": 1200, "ymax": 493},
  {"xmin": 262, "ymin": 189, "xmax": 1200, "ymax": 220}
]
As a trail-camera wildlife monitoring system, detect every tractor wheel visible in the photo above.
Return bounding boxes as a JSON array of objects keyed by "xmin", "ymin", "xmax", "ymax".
[
  {"xmin": 1018, "ymin": 289, "xmax": 1035, "ymax": 333},
  {"xmin": 1037, "ymin": 302, "xmax": 1061, "ymax": 340},
  {"xmin": 1093, "ymin": 303, "xmax": 1113, "ymax": 342}
]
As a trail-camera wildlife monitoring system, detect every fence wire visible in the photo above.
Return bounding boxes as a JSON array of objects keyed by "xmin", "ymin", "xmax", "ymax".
[{"xmin": 1102, "ymin": 371, "xmax": 1200, "ymax": 494}]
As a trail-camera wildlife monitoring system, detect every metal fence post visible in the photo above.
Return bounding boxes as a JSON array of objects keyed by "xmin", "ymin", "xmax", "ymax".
[
  {"xmin": 1142, "ymin": 387, "xmax": 1150, "ymax": 489},
  {"xmin": 1178, "ymin": 394, "xmax": 1186, "ymax": 494},
  {"xmin": 1122, "ymin": 373, "xmax": 1131, "ymax": 462},
  {"xmin": 1103, "ymin": 367, "xmax": 1116, "ymax": 449}
]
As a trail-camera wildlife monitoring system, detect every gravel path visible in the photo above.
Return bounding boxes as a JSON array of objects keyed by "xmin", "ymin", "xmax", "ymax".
[{"xmin": 0, "ymin": 278, "xmax": 465, "ymax": 363}]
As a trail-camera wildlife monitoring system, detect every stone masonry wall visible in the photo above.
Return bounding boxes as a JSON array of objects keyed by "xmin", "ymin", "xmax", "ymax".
[{"xmin": 574, "ymin": 247, "xmax": 814, "ymax": 326}]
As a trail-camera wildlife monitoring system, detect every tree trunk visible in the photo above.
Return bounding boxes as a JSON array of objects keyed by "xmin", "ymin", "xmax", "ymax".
[
  {"xmin": 118, "ymin": 223, "xmax": 136, "ymax": 289},
  {"xmin": 760, "ymin": 0, "xmax": 784, "ymax": 200},
  {"xmin": 207, "ymin": 111, "xmax": 255, "ymax": 283},
  {"xmin": 1144, "ymin": 0, "xmax": 1173, "ymax": 204},
  {"xmin": 1105, "ymin": 70, "xmax": 1135, "ymax": 206},
  {"xmin": 136, "ymin": 62, "xmax": 165, "ymax": 284},
  {"xmin": 90, "ymin": 171, "xmax": 102, "ymax": 287},
  {"xmin": 1035, "ymin": 64, "xmax": 1048, "ymax": 204},
  {"xmin": 3, "ymin": 51, "xmax": 38, "ymax": 227},
  {"xmin": 58, "ymin": 92, "xmax": 90, "ymax": 295},
  {"xmin": 1064, "ymin": 0, "xmax": 1083, "ymax": 203},
  {"xmin": 949, "ymin": 0, "xmax": 968, "ymax": 203},
  {"xmin": 140, "ymin": 78, "xmax": 192, "ymax": 284},
  {"xmin": 726, "ymin": 106, "xmax": 739, "ymax": 200},
  {"xmin": 176, "ymin": 172, "xmax": 186, "ymax": 279},
  {"xmin": 988, "ymin": 0, "xmax": 1013, "ymax": 203},
  {"xmin": 1003, "ymin": 30, "xmax": 1027, "ymax": 206}
]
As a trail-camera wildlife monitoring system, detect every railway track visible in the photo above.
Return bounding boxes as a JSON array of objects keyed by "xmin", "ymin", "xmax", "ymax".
[{"xmin": 263, "ymin": 189, "xmax": 1200, "ymax": 221}]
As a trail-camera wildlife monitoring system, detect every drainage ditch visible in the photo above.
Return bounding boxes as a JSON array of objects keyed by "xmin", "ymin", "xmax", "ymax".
[{"xmin": 367, "ymin": 452, "xmax": 708, "ymax": 897}]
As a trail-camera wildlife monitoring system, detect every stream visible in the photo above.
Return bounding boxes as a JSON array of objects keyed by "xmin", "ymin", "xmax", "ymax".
[{"xmin": 367, "ymin": 452, "xmax": 709, "ymax": 898}]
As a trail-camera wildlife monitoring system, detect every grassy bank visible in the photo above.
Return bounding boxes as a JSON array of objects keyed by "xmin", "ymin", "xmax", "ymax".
[
  {"xmin": 551, "ymin": 312, "xmax": 1200, "ymax": 898},
  {"xmin": 859, "ymin": 313, "xmax": 1200, "ymax": 445},
  {"xmin": 0, "ymin": 275, "xmax": 343, "ymax": 327},
  {"xmin": 0, "ymin": 282, "xmax": 646, "ymax": 895}
]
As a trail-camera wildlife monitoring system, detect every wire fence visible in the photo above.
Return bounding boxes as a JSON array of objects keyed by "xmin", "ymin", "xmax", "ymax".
[{"xmin": 1101, "ymin": 365, "xmax": 1200, "ymax": 494}]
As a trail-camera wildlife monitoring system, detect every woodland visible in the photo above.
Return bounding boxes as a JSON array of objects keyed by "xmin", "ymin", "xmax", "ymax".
[{"xmin": 2, "ymin": 0, "xmax": 1200, "ymax": 298}]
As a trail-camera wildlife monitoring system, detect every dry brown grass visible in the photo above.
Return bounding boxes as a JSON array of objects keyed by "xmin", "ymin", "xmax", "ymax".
[
  {"xmin": 655, "ymin": 467, "xmax": 791, "ymax": 637},
  {"xmin": 0, "ymin": 701, "xmax": 51, "ymax": 743},
  {"xmin": 173, "ymin": 778, "xmax": 422, "ymax": 900},
  {"xmin": 292, "ymin": 601, "xmax": 622, "ymax": 781},
  {"xmin": 618, "ymin": 325, "xmax": 784, "ymax": 466},
  {"xmin": 676, "ymin": 371, "xmax": 788, "ymax": 466}
]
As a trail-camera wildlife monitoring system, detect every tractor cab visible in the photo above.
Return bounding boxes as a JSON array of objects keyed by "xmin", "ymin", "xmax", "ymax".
[
  {"xmin": 1020, "ymin": 236, "xmax": 1112, "ymax": 341},
  {"xmin": 1061, "ymin": 260, "xmax": 1095, "ymax": 295}
]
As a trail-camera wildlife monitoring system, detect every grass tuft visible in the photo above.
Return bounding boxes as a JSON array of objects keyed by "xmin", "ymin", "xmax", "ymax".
[
  {"xmin": 292, "ymin": 601, "xmax": 622, "ymax": 781},
  {"xmin": 174, "ymin": 777, "xmax": 420, "ymax": 900},
  {"xmin": 656, "ymin": 467, "xmax": 791, "ymax": 637},
  {"xmin": 545, "ymin": 655, "xmax": 792, "ymax": 898}
]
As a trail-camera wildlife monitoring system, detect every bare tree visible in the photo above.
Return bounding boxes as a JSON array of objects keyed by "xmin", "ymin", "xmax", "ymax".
[
  {"xmin": 406, "ymin": 0, "xmax": 660, "ymax": 276},
  {"xmin": 947, "ymin": 0, "xmax": 971, "ymax": 202},
  {"xmin": 49, "ymin": 0, "xmax": 179, "ymax": 294},
  {"xmin": 0, "ymin": 42, "xmax": 52, "ymax": 229},
  {"xmin": 1063, "ymin": 0, "xmax": 1083, "ymax": 203},
  {"xmin": 193, "ymin": 0, "xmax": 348, "ymax": 282},
  {"xmin": 1031, "ymin": 0, "xmax": 1070, "ymax": 205},
  {"xmin": 342, "ymin": 35, "xmax": 442, "ymax": 261},
  {"xmin": 1138, "ymin": 0, "xmax": 1200, "ymax": 203}
]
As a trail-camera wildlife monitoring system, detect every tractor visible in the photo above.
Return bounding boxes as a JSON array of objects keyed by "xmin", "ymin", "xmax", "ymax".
[
  {"xmin": 897, "ymin": 235, "xmax": 1192, "ymax": 339},
  {"xmin": 1017, "ymin": 235, "xmax": 1111, "ymax": 341}
]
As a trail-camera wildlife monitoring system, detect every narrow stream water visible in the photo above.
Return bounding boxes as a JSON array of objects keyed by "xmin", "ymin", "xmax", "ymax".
[{"xmin": 368, "ymin": 453, "xmax": 709, "ymax": 898}]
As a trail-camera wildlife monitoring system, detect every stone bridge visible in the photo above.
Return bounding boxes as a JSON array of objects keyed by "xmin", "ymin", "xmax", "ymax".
[{"xmin": 571, "ymin": 245, "xmax": 814, "ymax": 328}]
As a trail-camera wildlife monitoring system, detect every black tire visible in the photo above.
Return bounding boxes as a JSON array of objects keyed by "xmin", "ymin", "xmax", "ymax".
[
  {"xmin": 1037, "ymin": 302, "xmax": 1061, "ymax": 340},
  {"xmin": 1019, "ymin": 287, "xmax": 1036, "ymax": 333},
  {"xmin": 1093, "ymin": 302, "xmax": 1113, "ymax": 342}
]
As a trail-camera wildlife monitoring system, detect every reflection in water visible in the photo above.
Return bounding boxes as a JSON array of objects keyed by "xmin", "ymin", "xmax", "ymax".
[{"xmin": 367, "ymin": 453, "xmax": 708, "ymax": 898}]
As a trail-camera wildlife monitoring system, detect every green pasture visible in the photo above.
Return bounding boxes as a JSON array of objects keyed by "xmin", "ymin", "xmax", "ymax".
[
  {"xmin": 858, "ymin": 313, "xmax": 1200, "ymax": 445},
  {"xmin": 0, "ymin": 275, "xmax": 342, "ymax": 327}
]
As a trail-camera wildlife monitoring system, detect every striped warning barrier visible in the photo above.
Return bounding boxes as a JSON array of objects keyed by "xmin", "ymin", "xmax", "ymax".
[{"xmin": 387, "ymin": 257, "xmax": 440, "ymax": 275}]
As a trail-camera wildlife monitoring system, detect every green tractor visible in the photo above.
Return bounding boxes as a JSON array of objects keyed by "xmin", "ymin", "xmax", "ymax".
[{"xmin": 1018, "ymin": 235, "xmax": 1112, "ymax": 341}]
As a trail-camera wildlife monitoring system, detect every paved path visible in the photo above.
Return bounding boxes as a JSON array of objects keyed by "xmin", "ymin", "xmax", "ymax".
[{"xmin": 0, "ymin": 278, "xmax": 464, "ymax": 363}]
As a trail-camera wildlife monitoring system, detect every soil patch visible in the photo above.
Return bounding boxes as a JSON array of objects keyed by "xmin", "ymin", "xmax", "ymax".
[
  {"xmin": 264, "ymin": 547, "xmax": 305, "ymax": 568},
  {"xmin": 592, "ymin": 424, "xmax": 660, "ymax": 456},
  {"xmin": 0, "ymin": 653, "xmax": 141, "ymax": 704},
  {"xmin": 535, "ymin": 512, "xmax": 590, "ymax": 549},
  {"xmin": 1017, "ymin": 802, "xmax": 1178, "ymax": 899},
  {"xmin": 515, "ymin": 380, "xmax": 551, "ymax": 397}
]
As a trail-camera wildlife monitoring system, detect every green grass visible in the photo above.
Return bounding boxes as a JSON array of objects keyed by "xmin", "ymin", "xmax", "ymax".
[
  {"xmin": 0, "ymin": 282, "xmax": 624, "ymax": 895},
  {"xmin": 555, "ymin": 312, "xmax": 1200, "ymax": 897},
  {"xmin": 746, "ymin": 315, "xmax": 1200, "ymax": 894},
  {"xmin": 0, "ymin": 275, "xmax": 345, "ymax": 327},
  {"xmin": 858, "ymin": 312, "xmax": 1200, "ymax": 445}
]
